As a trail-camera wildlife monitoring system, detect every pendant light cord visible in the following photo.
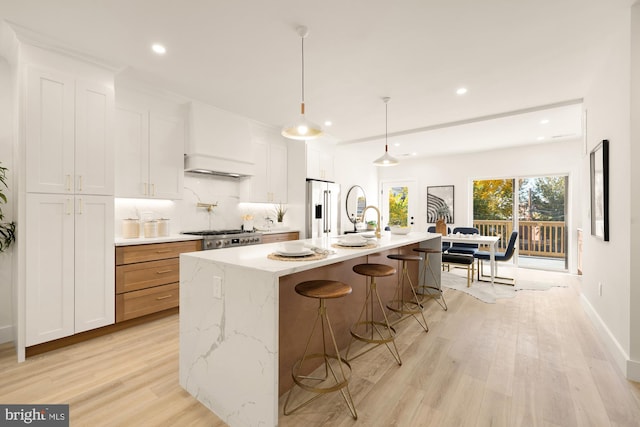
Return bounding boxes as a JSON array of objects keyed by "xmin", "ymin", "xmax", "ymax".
[
  {"xmin": 301, "ymin": 36, "xmax": 305, "ymax": 108},
  {"xmin": 385, "ymin": 100, "xmax": 389, "ymax": 152}
]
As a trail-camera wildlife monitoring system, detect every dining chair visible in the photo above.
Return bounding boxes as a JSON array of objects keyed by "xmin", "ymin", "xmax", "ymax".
[
  {"xmin": 474, "ymin": 230, "xmax": 518, "ymax": 285},
  {"xmin": 446, "ymin": 227, "xmax": 480, "ymax": 255}
]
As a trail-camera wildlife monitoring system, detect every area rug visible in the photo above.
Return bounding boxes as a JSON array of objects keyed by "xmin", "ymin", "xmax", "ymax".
[{"xmin": 440, "ymin": 270, "xmax": 568, "ymax": 303}]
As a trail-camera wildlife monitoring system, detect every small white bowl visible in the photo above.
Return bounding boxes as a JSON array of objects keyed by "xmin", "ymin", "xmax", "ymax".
[
  {"xmin": 282, "ymin": 241, "xmax": 305, "ymax": 253},
  {"xmin": 390, "ymin": 226, "xmax": 411, "ymax": 235},
  {"xmin": 343, "ymin": 234, "xmax": 366, "ymax": 243}
]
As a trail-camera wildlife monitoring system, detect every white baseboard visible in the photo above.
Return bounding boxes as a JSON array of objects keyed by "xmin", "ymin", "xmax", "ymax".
[
  {"xmin": 579, "ymin": 294, "xmax": 640, "ymax": 381},
  {"xmin": 0, "ymin": 324, "xmax": 13, "ymax": 344}
]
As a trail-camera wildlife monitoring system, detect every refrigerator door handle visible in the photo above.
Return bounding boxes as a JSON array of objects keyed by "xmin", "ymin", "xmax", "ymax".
[{"xmin": 326, "ymin": 190, "xmax": 332, "ymax": 233}]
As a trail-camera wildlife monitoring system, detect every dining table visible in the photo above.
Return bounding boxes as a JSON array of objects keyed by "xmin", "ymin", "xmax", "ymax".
[{"xmin": 441, "ymin": 234, "xmax": 501, "ymax": 284}]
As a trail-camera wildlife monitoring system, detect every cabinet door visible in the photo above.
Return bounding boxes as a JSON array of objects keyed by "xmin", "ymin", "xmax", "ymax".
[
  {"xmin": 75, "ymin": 79, "xmax": 114, "ymax": 195},
  {"xmin": 25, "ymin": 194, "xmax": 75, "ymax": 346},
  {"xmin": 25, "ymin": 66, "xmax": 75, "ymax": 194},
  {"xmin": 74, "ymin": 195, "xmax": 115, "ymax": 333},
  {"xmin": 114, "ymin": 106, "xmax": 149, "ymax": 198},
  {"xmin": 269, "ymin": 143, "xmax": 288, "ymax": 203},
  {"xmin": 149, "ymin": 113, "xmax": 184, "ymax": 199},
  {"xmin": 250, "ymin": 140, "xmax": 269, "ymax": 202}
]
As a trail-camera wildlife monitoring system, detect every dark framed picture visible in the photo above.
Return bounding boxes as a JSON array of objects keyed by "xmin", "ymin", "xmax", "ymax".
[
  {"xmin": 590, "ymin": 139, "xmax": 609, "ymax": 241},
  {"xmin": 427, "ymin": 185, "xmax": 454, "ymax": 223}
]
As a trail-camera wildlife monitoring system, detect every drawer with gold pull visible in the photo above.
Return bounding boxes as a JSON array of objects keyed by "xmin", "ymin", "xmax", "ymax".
[
  {"xmin": 115, "ymin": 283, "xmax": 179, "ymax": 322},
  {"xmin": 116, "ymin": 258, "xmax": 180, "ymax": 293},
  {"xmin": 115, "ymin": 240, "xmax": 201, "ymax": 265}
]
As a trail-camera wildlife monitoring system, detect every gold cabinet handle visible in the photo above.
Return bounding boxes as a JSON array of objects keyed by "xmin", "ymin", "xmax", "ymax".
[
  {"xmin": 143, "ymin": 182, "xmax": 148, "ymax": 195},
  {"xmin": 156, "ymin": 294, "xmax": 172, "ymax": 300},
  {"xmin": 66, "ymin": 174, "xmax": 71, "ymax": 192},
  {"xmin": 151, "ymin": 183, "xmax": 156, "ymax": 196},
  {"xmin": 66, "ymin": 198, "xmax": 72, "ymax": 215},
  {"xmin": 156, "ymin": 270, "xmax": 173, "ymax": 274},
  {"xmin": 78, "ymin": 198, "xmax": 83, "ymax": 214},
  {"xmin": 78, "ymin": 175, "xmax": 83, "ymax": 192},
  {"xmin": 155, "ymin": 249, "xmax": 171, "ymax": 253}
]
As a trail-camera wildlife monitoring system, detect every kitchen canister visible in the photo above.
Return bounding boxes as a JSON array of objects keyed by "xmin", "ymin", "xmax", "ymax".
[
  {"xmin": 122, "ymin": 219, "xmax": 140, "ymax": 239},
  {"xmin": 143, "ymin": 220, "xmax": 158, "ymax": 238},
  {"xmin": 157, "ymin": 218, "xmax": 170, "ymax": 237}
]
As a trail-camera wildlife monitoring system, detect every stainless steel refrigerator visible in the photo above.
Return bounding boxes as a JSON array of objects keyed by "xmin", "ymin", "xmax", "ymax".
[{"xmin": 306, "ymin": 179, "xmax": 341, "ymax": 238}]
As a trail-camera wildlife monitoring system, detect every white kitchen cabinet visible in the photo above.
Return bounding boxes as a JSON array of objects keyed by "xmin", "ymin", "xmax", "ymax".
[
  {"xmin": 26, "ymin": 66, "xmax": 114, "ymax": 195},
  {"xmin": 115, "ymin": 105, "xmax": 184, "ymax": 199},
  {"xmin": 241, "ymin": 124, "xmax": 288, "ymax": 203},
  {"xmin": 306, "ymin": 144, "xmax": 335, "ymax": 181},
  {"xmin": 25, "ymin": 194, "xmax": 114, "ymax": 346}
]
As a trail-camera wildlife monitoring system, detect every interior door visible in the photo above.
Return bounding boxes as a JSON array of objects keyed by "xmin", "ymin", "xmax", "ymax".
[{"xmin": 381, "ymin": 180, "xmax": 416, "ymax": 230}]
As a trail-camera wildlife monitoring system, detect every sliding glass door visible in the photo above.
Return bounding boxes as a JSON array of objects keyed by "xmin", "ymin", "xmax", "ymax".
[{"xmin": 473, "ymin": 175, "xmax": 567, "ymax": 271}]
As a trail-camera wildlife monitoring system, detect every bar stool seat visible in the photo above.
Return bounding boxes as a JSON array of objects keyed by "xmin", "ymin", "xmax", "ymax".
[
  {"xmin": 413, "ymin": 247, "xmax": 448, "ymax": 311},
  {"xmin": 283, "ymin": 279, "xmax": 357, "ymax": 419},
  {"xmin": 386, "ymin": 253, "xmax": 429, "ymax": 332},
  {"xmin": 346, "ymin": 263, "xmax": 401, "ymax": 365}
]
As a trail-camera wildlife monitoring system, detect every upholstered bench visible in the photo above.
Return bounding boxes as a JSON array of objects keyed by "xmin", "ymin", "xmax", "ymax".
[{"xmin": 441, "ymin": 253, "xmax": 475, "ymax": 287}]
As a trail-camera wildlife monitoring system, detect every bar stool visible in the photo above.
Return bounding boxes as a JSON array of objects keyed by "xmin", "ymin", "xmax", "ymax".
[
  {"xmin": 283, "ymin": 280, "xmax": 358, "ymax": 419},
  {"xmin": 386, "ymin": 253, "xmax": 429, "ymax": 333},
  {"xmin": 346, "ymin": 263, "xmax": 401, "ymax": 365},
  {"xmin": 413, "ymin": 247, "xmax": 448, "ymax": 311}
]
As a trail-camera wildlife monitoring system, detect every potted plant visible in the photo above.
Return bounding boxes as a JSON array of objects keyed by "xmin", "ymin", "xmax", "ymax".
[
  {"xmin": 274, "ymin": 202, "xmax": 287, "ymax": 223},
  {"xmin": 366, "ymin": 220, "xmax": 377, "ymax": 231},
  {"xmin": 0, "ymin": 162, "xmax": 16, "ymax": 252}
]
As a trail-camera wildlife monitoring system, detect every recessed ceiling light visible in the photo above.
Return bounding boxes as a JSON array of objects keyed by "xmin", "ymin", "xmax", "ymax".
[
  {"xmin": 537, "ymin": 136, "xmax": 545, "ymax": 141},
  {"xmin": 324, "ymin": 120, "xmax": 332, "ymax": 126},
  {"xmin": 394, "ymin": 142, "xmax": 401, "ymax": 147},
  {"xmin": 456, "ymin": 87, "xmax": 468, "ymax": 95},
  {"xmin": 151, "ymin": 44, "xmax": 166, "ymax": 55},
  {"xmin": 540, "ymin": 119, "xmax": 550, "ymax": 124}
]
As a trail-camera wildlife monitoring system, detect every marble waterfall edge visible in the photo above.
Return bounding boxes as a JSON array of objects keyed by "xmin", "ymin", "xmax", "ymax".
[{"xmin": 179, "ymin": 255, "xmax": 279, "ymax": 426}]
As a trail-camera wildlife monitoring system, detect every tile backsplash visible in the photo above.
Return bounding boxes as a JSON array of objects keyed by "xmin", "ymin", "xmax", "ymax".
[{"xmin": 114, "ymin": 174, "xmax": 244, "ymax": 237}]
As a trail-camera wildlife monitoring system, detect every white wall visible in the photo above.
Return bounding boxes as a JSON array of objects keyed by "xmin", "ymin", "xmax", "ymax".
[
  {"xmin": 374, "ymin": 139, "xmax": 583, "ymax": 272},
  {"xmin": 630, "ymin": 2, "xmax": 640, "ymax": 377},
  {"xmin": 580, "ymin": 9, "xmax": 633, "ymax": 377}
]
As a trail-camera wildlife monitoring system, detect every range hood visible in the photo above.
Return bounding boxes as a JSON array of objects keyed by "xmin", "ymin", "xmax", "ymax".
[
  {"xmin": 185, "ymin": 101, "xmax": 255, "ymax": 178},
  {"xmin": 184, "ymin": 154, "xmax": 253, "ymax": 178}
]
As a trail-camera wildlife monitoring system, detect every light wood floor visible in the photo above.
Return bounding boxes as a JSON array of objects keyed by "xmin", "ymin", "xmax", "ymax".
[{"xmin": 1, "ymin": 268, "xmax": 639, "ymax": 426}]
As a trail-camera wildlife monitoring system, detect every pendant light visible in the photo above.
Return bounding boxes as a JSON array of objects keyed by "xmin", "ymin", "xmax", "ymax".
[
  {"xmin": 373, "ymin": 97, "xmax": 399, "ymax": 166},
  {"xmin": 282, "ymin": 26, "xmax": 323, "ymax": 140}
]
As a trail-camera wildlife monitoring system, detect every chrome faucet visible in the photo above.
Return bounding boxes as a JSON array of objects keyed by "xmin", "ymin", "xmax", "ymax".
[{"xmin": 361, "ymin": 205, "xmax": 381, "ymax": 238}]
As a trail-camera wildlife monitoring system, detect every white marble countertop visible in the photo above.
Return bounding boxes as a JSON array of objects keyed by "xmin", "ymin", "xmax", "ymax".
[
  {"xmin": 181, "ymin": 231, "xmax": 439, "ymax": 276},
  {"xmin": 114, "ymin": 234, "xmax": 203, "ymax": 246}
]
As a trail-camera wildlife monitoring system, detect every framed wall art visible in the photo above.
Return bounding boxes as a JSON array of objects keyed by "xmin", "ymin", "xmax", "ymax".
[
  {"xmin": 427, "ymin": 185, "xmax": 454, "ymax": 223},
  {"xmin": 590, "ymin": 139, "xmax": 609, "ymax": 241}
]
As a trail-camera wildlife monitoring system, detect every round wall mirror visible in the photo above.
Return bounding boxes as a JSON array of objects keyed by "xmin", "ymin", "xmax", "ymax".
[{"xmin": 345, "ymin": 185, "xmax": 367, "ymax": 226}]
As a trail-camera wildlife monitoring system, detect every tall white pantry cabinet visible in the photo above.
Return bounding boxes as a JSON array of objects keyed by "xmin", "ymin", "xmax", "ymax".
[{"xmin": 18, "ymin": 46, "xmax": 115, "ymax": 349}]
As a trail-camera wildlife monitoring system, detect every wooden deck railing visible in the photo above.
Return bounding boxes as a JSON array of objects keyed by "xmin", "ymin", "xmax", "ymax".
[{"xmin": 472, "ymin": 220, "xmax": 566, "ymax": 258}]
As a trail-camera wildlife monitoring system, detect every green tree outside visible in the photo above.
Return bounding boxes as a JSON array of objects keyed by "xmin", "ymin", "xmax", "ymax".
[
  {"xmin": 473, "ymin": 179, "xmax": 514, "ymax": 220},
  {"xmin": 389, "ymin": 186, "xmax": 408, "ymax": 226}
]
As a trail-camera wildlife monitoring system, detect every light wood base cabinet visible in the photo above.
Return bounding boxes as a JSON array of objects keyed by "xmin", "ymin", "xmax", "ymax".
[
  {"xmin": 260, "ymin": 231, "xmax": 300, "ymax": 244},
  {"xmin": 115, "ymin": 240, "xmax": 201, "ymax": 322}
]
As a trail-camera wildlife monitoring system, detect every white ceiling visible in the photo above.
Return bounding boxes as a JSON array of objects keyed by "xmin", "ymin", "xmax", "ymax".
[{"xmin": 0, "ymin": 0, "xmax": 632, "ymax": 158}]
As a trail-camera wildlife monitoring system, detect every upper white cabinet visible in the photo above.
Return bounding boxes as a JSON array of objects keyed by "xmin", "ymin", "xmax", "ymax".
[
  {"xmin": 115, "ymin": 91, "xmax": 185, "ymax": 199},
  {"xmin": 241, "ymin": 123, "xmax": 288, "ymax": 203},
  {"xmin": 26, "ymin": 66, "xmax": 114, "ymax": 195},
  {"xmin": 306, "ymin": 142, "xmax": 335, "ymax": 181}
]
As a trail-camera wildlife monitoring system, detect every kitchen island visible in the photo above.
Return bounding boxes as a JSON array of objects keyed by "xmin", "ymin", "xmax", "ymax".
[{"xmin": 179, "ymin": 231, "xmax": 441, "ymax": 427}]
